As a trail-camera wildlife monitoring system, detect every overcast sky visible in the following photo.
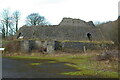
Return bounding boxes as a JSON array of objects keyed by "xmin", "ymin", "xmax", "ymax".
[{"xmin": 0, "ymin": 0, "xmax": 119, "ymax": 27}]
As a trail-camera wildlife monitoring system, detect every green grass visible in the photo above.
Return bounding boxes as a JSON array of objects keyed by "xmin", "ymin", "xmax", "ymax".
[
  {"xmin": 62, "ymin": 63, "xmax": 119, "ymax": 78},
  {"xmin": 47, "ymin": 61, "xmax": 57, "ymax": 63},
  {"xmin": 60, "ymin": 71, "xmax": 119, "ymax": 78},
  {"xmin": 58, "ymin": 40, "xmax": 114, "ymax": 44},
  {"xmin": 4, "ymin": 53, "xmax": 119, "ymax": 78},
  {"xmin": 2, "ymin": 39, "xmax": 114, "ymax": 44},
  {"xmin": 29, "ymin": 62, "xmax": 42, "ymax": 65}
]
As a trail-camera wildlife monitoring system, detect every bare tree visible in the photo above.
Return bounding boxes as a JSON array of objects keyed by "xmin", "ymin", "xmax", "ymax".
[
  {"xmin": 0, "ymin": 22, "xmax": 5, "ymax": 38},
  {"xmin": 1, "ymin": 9, "xmax": 10, "ymax": 36},
  {"xmin": 0, "ymin": 9, "xmax": 16, "ymax": 38},
  {"xmin": 8, "ymin": 16, "xmax": 16, "ymax": 36},
  {"xmin": 26, "ymin": 13, "xmax": 49, "ymax": 26},
  {"xmin": 13, "ymin": 11, "xmax": 20, "ymax": 32}
]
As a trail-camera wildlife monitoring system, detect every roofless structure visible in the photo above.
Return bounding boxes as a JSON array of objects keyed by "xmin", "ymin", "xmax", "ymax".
[
  {"xmin": 11, "ymin": 18, "xmax": 113, "ymax": 53},
  {"xmin": 16, "ymin": 18, "xmax": 104, "ymax": 41}
]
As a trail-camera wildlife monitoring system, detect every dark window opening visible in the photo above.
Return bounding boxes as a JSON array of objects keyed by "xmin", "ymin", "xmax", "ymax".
[
  {"xmin": 41, "ymin": 41, "xmax": 45, "ymax": 43},
  {"xmin": 43, "ymin": 48, "xmax": 47, "ymax": 52},
  {"xmin": 17, "ymin": 32, "xmax": 21, "ymax": 39},
  {"xmin": 29, "ymin": 40, "xmax": 35, "ymax": 51},
  {"xmin": 87, "ymin": 32, "xmax": 92, "ymax": 41}
]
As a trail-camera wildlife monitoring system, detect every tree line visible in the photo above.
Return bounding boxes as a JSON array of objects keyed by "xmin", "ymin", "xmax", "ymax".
[{"xmin": 0, "ymin": 9, "xmax": 49, "ymax": 39}]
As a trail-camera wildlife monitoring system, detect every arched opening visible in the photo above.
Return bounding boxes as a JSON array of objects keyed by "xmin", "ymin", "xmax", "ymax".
[
  {"xmin": 87, "ymin": 32, "xmax": 92, "ymax": 41},
  {"xmin": 17, "ymin": 32, "xmax": 21, "ymax": 39},
  {"xmin": 17, "ymin": 32, "xmax": 24, "ymax": 39}
]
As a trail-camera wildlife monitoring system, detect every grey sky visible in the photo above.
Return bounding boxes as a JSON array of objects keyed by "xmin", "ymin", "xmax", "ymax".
[{"xmin": 0, "ymin": 0, "xmax": 119, "ymax": 27}]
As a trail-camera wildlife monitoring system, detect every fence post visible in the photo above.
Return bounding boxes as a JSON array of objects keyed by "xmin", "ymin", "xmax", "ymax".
[{"xmin": 83, "ymin": 46, "xmax": 86, "ymax": 53}]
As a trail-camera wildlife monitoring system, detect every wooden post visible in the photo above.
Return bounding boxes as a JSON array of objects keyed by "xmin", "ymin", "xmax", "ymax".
[{"xmin": 83, "ymin": 46, "xmax": 86, "ymax": 53}]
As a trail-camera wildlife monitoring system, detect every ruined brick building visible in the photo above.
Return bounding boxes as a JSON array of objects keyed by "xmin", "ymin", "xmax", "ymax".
[
  {"xmin": 16, "ymin": 18, "xmax": 104, "ymax": 41},
  {"xmin": 14, "ymin": 18, "xmax": 113, "ymax": 53}
]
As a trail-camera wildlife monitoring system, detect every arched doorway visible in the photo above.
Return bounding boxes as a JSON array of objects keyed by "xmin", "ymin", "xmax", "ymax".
[{"xmin": 87, "ymin": 32, "xmax": 92, "ymax": 41}]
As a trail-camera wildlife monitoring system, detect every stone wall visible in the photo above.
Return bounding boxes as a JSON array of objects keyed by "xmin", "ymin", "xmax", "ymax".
[
  {"xmin": 59, "ymin": 18, "xmax": 95, "ymax": 27},
  {"xmin": 3, "ymin": 40, "xmax": 114, "ymax": 53},
  {"xmin": 58, "ymin": 41, "xmax": 114, "ymax": 52},
  {"xmin": 16, "ymin": 18, "xmax": 104, "ymax": 41},
  {"xmin": 17, "ymin": 26, "xmax": 103, "ymax": 41},
  {"xmin": 47, "ymin": 41, "xmax": 55, "ymax": 53},
  {"xmin": 20, "ymin": 40, "xmax": 55, "ymax": 53},
  {"xmin": 20, "ymin": 40, "xmax": 30, "ymax": 53}
]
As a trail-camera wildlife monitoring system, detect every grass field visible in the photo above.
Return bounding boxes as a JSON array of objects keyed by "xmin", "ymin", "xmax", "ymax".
[{"xmin": 3, "ymin": 51, "xmax": 119, "ymax": 78}]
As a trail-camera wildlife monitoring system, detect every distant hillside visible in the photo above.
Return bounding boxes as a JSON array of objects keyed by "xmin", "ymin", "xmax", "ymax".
[{"xmin": 97, "ymin": 19, "xmax": 118, "ymax": 44}]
